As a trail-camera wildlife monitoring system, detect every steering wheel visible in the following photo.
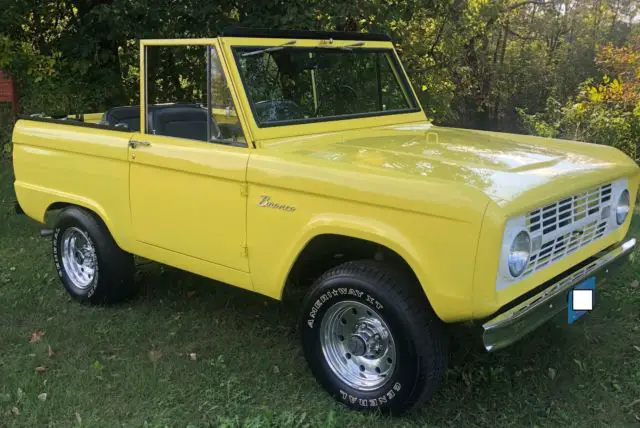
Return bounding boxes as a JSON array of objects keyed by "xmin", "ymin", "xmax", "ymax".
[
  {"xmin": 338, "ymin": 84, "xmax": 358, "ymax": 101},
  {"xmin": 255, "ymin": 100, "xmax": 307, "ymax": 123},
  {"xmin": 334, "ymin": 84, "xmax": 359, "ymax": 114}
]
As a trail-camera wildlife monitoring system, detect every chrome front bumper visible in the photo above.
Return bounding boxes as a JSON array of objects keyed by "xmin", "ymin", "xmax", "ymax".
[{"xmin": 483, "ymin": 238, "xmax": 636, "ymax": 352}]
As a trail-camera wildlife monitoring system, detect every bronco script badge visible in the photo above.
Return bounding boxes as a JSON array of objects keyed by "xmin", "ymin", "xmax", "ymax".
[{"xmin": 257, "ymin": 195, "xmax": 296, "ymax": 212}]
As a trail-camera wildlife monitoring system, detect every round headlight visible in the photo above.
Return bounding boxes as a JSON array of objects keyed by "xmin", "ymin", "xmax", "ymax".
[
  {"xmin": 616, "ymin": 189, "xmax": 630, "ymax": 225},
  {"xmin": 508, "ymin": 231, "xmax": 531, "ymax": 277}
]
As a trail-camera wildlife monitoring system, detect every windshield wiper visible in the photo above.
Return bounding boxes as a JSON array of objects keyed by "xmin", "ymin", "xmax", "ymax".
[
  {"xmin": 241, "ymin": 40, "xmax": 297, "ymax": 57},
  {"xmin": 335, "ymin": 41, "xmax": 365, "ymax": 51}
]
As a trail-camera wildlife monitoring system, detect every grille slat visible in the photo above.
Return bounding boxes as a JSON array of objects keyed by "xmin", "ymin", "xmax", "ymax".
[{"xmin": 523, "ymin": 183, "xmax": 612, "ymax": 277}]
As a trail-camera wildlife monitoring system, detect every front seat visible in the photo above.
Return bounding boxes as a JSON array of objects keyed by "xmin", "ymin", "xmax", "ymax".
[{"xmin": 151, "ymin": 107, "xmax": 208, "ymax": 141}]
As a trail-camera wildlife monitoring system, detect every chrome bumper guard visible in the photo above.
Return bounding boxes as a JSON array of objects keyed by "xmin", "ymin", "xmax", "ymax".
[{"xmin": 483, "ymin": 238, "xmax": 636, "ymax": 352}]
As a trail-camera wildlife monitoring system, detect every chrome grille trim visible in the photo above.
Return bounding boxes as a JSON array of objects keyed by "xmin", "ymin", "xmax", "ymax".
[
  {"xmin": 525, "ymin": 184, "xmax": 612, "ymax": 236},
  {"xmin": 496, "ymin": 178, "xmax": 629, "ymax": 291},
  {"xmin": 523, "ymin": 219, "xmax": 608, "ymax": 275},
  {"xmin": 522, "ymin": 183, "xmax": 613, "ymax": 276}
]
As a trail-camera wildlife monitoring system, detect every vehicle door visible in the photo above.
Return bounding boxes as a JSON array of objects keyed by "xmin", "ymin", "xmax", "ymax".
[{"xmin": 128, "ymin": 40, "xmax": 251, "ymax": 272}]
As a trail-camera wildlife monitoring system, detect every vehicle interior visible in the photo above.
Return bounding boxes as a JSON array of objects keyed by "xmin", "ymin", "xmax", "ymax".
[{"xmin": 99, "ymin": 104, "xmax": 245, "ymax": 145}]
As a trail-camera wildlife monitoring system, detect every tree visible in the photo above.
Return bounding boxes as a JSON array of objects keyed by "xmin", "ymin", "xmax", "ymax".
[
  {"xmin": 0, "ymin": 0, "xmax": 637, "ymax": 147},
  {"xmin": 519, "ymin": 38, "xmax": 640, "ymax": 158}
]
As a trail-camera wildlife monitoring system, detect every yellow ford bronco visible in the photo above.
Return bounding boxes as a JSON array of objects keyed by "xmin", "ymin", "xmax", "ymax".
[{"xmin": 11, "ymin": 28, "xmax": 639, "ymax": 413}]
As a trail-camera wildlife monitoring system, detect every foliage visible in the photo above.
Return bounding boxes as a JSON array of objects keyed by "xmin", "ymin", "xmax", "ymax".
[
  {"xmin": 0, "ymin": 105, "xmax": 12, "ymax": 159},
  {"xmin": 0, "ymin": 0, "xmax": 638, "ymax": 149},
  {"xmin": 519, "ymin": 40, "xmax": 640, "ymax": 159}
]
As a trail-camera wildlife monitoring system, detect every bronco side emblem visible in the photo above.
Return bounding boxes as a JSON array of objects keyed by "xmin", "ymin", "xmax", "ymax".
[{"xmin": 257, "ymin": 195, "xmax": 296, "ymax": 212}]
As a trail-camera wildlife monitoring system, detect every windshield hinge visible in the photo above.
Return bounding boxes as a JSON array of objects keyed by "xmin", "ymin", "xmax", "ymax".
[{"xmin": 240, "ymin": 182, "xmax": 248, "ymax": 197}]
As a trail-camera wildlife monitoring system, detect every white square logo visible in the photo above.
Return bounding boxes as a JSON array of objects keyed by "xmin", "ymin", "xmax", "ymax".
[{"xmin": 572, "ymin": 289, "xmax": 594, "ymax": 311}]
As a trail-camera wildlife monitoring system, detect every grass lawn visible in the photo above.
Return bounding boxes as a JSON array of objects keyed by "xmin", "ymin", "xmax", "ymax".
[{"xmin": 1, "ymin": 158, "xmax": 639, "ymax": 427}]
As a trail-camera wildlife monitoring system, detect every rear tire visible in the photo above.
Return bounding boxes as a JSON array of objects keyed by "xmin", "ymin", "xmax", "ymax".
[
  {"xmin": 299, "ymin": 260, "xmax": 448, "ymax": 414},
  {"xmin": 53, "ymin": 206, "xmax": 135, "ymax": 304}
]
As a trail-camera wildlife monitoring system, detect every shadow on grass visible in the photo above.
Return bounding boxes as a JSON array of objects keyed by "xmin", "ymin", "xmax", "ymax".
[
  {"xmin": 131, "ymin": 256, "xmax": 570, "ymax": 381},
  {"xmin": 127, "ymin": 257, "xmax": 605, "ymax": 425}
]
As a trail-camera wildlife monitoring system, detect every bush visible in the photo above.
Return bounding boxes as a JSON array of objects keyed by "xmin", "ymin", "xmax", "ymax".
[
  {"xmin": 518, "ymin": 43, "xmax": 639, "ymax": 161},
  {"xmin": 0, "ymin": 104, "xmax": 13, "ymax": 160}
]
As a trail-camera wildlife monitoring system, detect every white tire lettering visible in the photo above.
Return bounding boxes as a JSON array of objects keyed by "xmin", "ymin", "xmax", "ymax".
[{"xmin": 347, "ymin": 288, "xmax": 364, "ymax": 298}]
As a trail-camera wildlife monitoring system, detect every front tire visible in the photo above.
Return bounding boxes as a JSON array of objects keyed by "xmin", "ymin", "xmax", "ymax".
[
  {"xmin": 53, "ymin": 207, "xmax": 135, "ymax": 304},
  {"xmin": 300, "ymin": 261, "xmax": 448, "ymax": 414}
]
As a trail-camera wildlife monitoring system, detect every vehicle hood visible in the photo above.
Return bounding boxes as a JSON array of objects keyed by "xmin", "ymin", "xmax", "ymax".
[{"xmin": 262, "ymin": 122, "xmax": 639, "ymax": 208}]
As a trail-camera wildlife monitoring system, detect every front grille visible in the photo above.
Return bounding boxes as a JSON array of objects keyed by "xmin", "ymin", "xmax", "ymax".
[{"xmin": 522, "ymin": 183, "xmax": 612, "ymax": 277}]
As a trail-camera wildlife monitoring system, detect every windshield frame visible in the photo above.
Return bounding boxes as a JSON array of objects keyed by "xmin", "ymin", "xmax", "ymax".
[{"xmin": 231, "ymin": 45, "xmax": 421, "ymax": 128}]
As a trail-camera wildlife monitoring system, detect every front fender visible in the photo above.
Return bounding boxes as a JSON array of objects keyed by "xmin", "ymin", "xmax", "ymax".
[{"xmin": 247, "ymin": 197, "xmax": 486, "ymax": 322}]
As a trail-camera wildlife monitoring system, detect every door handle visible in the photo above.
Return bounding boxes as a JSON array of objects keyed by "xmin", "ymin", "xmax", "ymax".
[{"xmin": 129, "ymin": 140, "xmax": 151, "ymax": 149}]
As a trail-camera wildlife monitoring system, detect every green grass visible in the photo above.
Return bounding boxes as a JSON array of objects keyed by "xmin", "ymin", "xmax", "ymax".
[{"xmin": 1, "ymin": 159, "xmax": 639, "ymax": 428}]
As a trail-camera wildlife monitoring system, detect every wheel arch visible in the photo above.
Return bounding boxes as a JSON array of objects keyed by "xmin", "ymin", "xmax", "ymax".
[
  {"xmin": 14, "ymin": 180, "xmax": 134, "ymax": 253},
  {"xmin": 41, "ymin": 197, "xmax": 129, "ymax": 250},
  {"xmin": 45, "ymin": 198, "xmax": 108, "ymax": 225},
  {"xmin": 278, "ymin": 221, "xmax": 440, "ymax": 318}
]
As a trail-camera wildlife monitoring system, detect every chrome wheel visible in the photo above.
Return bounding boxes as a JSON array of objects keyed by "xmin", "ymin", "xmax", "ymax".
[
  {"xmin": 61, "ymin": 227, "xmax": 97, "ymax": 289},
  {"xmin": 320, "ymin": 300, "xmax": 397, "ymax": 391}
]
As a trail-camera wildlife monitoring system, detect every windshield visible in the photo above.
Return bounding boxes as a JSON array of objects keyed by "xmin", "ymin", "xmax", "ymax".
[{"xmin": 233, "ymin": 47, "xmax": 419, "ymax": 127}]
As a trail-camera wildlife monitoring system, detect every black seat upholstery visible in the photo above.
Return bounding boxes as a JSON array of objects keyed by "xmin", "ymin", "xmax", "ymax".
[
  {"xmin": 101, "ymin": 104, "xmax": 207, "ymax": 139},
  {"xmin": 150, "ymin": 107, "xmax": 208, "ymax": 141},
  {"xmin": 101, "ymin": 106, "xmax": 143, "ymax": 131}
]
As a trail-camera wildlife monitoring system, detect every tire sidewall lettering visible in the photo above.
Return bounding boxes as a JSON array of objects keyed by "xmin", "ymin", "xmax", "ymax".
[
  {"xmin": 53, "ymin": 227, "xmax": 63, "ymax": 278},
  {"xmin": 306, "ymin": 287, "xmax": 384, "ymax": 328},
  {"xmin": 338, "ymin": 381, "xmax": 402, "ymax": 407}
]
